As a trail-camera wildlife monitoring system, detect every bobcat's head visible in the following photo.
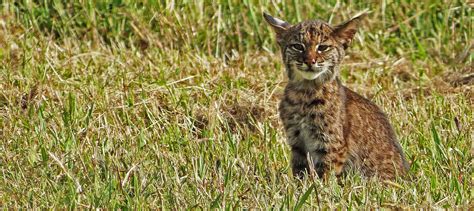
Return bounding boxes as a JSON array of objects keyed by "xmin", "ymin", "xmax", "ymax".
[{"xmin": 264, "ymin": 13, "xmax": 365, "ymax": 85}]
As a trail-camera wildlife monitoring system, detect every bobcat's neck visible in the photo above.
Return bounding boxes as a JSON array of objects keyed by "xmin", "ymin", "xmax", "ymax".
[
  {"xmin": 286, "ymin": 77, "xmax": 342, "ymax": 95},
  {"xmin": 283, "ymin": 77, "xmax": 346, "ymax": 138}
]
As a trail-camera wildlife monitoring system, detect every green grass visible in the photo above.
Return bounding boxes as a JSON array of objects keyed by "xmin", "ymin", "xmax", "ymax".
[{"xmin": 0, "ymin": 0, "xmax": 472, "ymax": 209}]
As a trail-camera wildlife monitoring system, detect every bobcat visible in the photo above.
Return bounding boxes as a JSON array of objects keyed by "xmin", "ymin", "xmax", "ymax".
[{"xmin": 264, "ymin": 12, "xmax": 409, "ymax": 179}]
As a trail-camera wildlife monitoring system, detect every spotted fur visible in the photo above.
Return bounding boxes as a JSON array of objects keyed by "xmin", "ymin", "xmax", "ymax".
[{"xmin": 264, "ymin": 13, "xmax": 409, "ymax": 179}]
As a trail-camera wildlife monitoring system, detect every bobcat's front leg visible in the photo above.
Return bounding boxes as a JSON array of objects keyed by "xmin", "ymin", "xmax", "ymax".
[{"xmin": 290, "ymin": 145, "xmax": 309, "ymax": 178}]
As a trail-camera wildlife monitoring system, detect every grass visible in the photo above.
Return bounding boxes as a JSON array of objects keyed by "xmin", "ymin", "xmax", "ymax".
[{"xmin": 0, "ymin": 0, "xmax": 472, "ymax": 209}]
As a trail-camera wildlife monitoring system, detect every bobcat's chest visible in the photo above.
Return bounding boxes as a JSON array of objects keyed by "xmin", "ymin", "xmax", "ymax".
[
  {"xmin": 279, "ymin": 96, "xmax": 331, "ymax": 152},
  {"xmin": 279, "ymin": 81, "xmax": 343, "ymax": 151}
]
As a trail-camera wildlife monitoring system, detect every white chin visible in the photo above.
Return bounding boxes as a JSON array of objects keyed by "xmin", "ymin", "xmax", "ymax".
[{"xmin": 296, "ymin": 67, "xmax": 328, "ymax": 80}]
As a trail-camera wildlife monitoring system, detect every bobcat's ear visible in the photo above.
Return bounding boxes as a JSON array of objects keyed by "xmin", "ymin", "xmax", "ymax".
[
  {"xmin": 333, "ymin": 13, "xmax": 367, "ymax": 49},
  {"xmin": 263, "ymin": 12, "xmax": 290, "ymax": 35}
]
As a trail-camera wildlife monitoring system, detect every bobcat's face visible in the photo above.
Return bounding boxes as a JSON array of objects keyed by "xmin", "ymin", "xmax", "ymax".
[
  {"xmin": 280, "ymin": 21, "xmax": 345, "ymax": 82},
  {"xmin": 264, "ymin": 13, "xmax": 364, "ymax": 84}
]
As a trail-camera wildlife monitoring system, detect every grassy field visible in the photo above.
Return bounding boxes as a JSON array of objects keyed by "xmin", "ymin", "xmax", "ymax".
[{"xmin": 0, "ymin": 0, "xmax": 472, "ymax": 209}]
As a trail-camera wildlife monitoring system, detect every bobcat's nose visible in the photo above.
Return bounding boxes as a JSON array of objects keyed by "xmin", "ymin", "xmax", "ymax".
[{"xmin": 305, "ymin": 58, "xmax": 317, "ymax": 66}]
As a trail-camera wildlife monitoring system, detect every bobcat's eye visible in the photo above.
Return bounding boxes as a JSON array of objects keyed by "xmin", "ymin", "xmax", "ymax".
[
  {"xmin": 290, "ymin": 44, "xmax": 305, "ymax": 52},
  {"xmin": 317, "ymin": 45, "xmax": 330, "ymax": 52}
]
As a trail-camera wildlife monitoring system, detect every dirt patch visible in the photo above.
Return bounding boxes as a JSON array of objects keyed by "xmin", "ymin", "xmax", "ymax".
[
  {"xmin": 192, "ymin": 95, "xmax": 281, "ymax": 139},
  {"xmin": 444, "ymin": 65, "xmax": 474, "ymax": 87},
  {"xmin": 222, "ymin": 102, "xmax": 267, "ymax": 133}
]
